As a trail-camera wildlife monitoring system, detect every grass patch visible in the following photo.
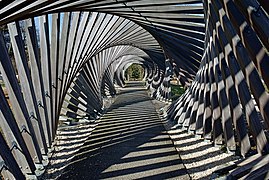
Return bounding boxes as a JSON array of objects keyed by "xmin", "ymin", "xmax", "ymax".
[
  {"xmin": 170, "ymin": 84, "xmax": 185, "ymax": 101},
  {"xmin": 0, "ymin": 81, "xmax": 5, "ymax": 88}
]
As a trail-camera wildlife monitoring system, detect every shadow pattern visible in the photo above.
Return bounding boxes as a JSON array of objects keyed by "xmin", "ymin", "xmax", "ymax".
[{"xmin": 58, "ymin": 84, "xmax": 189, "ymax": 179}]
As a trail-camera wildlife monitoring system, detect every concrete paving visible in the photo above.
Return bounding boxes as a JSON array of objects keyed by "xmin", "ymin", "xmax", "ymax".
[{"xmin": 59, "ymin": 82, "xmax": 190, "ymax": 180}]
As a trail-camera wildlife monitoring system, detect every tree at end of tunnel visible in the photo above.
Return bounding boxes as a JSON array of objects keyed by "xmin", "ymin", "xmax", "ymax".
[{"xmin": 126, "ymin": 64, "xmax": 144, "ymax": 81}]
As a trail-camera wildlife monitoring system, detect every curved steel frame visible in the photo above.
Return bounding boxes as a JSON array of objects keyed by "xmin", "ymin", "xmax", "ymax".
[{"xmin": 0, "ymin": 0, "xmax": 268, "ymax": 179}]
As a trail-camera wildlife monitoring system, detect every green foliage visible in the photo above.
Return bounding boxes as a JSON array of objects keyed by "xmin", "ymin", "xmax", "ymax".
[
  {"xmin": 0, "ymin": 24, "xmax": 8, "ymax": 31},
  {"xmin": 170, "ymin": 84, "xmax": 185, "ymax": 101},
  {"xmin": 127, "ymin": 64, "xmax": 144, "ymax": 81},
  {"xmin": 132, "ymin": 68, "xmax": 140, "ymax": 79}
]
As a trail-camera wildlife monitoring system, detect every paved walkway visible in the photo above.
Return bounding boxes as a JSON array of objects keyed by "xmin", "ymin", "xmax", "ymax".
[{"xmin": 59, "ymin": 82, "xmax": 189, "ymax": 179}]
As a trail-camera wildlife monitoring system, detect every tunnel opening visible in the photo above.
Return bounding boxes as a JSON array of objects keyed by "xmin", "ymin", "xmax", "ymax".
[{"xmin": 124, "ymin": 63, "xmax": 145, "ymax": 82}]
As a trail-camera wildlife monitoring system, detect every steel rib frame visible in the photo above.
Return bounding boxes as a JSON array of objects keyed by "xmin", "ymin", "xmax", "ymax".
[{"xmin": 0, "ymin": 0, "xmax": 269, "ymax": 178}]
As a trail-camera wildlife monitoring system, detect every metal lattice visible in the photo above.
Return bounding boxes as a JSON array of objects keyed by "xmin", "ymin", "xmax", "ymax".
[{"xmin": 0, "ymin": 0, "xmax": 269, "ymax": 179}]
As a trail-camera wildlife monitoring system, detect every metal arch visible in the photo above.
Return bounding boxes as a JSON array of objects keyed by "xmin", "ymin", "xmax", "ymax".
[
  {"xmin": 0, "ymin": 10, "xmax": 164, "ymax": 178},
  {"xmin": 61, "ymin": 45, "xmax": 156, "ymax": 121},
  {"xmin": 0, "ymin": 0, "xmax": 205, "ymax": 79},
  {"xmin": 0, "ymin": 0, "xmax": 269, "ymax": 179},
  {"xmin": 166, "ymin": 1, "xmax": 269, "ymax": 177}
]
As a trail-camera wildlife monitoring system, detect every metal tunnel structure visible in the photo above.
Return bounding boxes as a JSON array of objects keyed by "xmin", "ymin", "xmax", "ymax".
[{"xmin": 0, "ymin": 0, "xmax": 269, "ymax": 179}]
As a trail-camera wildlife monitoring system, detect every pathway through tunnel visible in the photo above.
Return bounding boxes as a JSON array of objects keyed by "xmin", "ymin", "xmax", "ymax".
[{"xmin": 59, "ymin": 82, "xmax": 189, "ymax": 179}]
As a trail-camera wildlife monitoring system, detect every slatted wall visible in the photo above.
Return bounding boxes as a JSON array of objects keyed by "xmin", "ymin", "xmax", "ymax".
[
  {"xmin": 0, "ymin": 0, "xmax": 268, "ymax": 179},
  {"xmin": 167, "ymin": 1, "xmax": 269, "ymax": 177}
]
